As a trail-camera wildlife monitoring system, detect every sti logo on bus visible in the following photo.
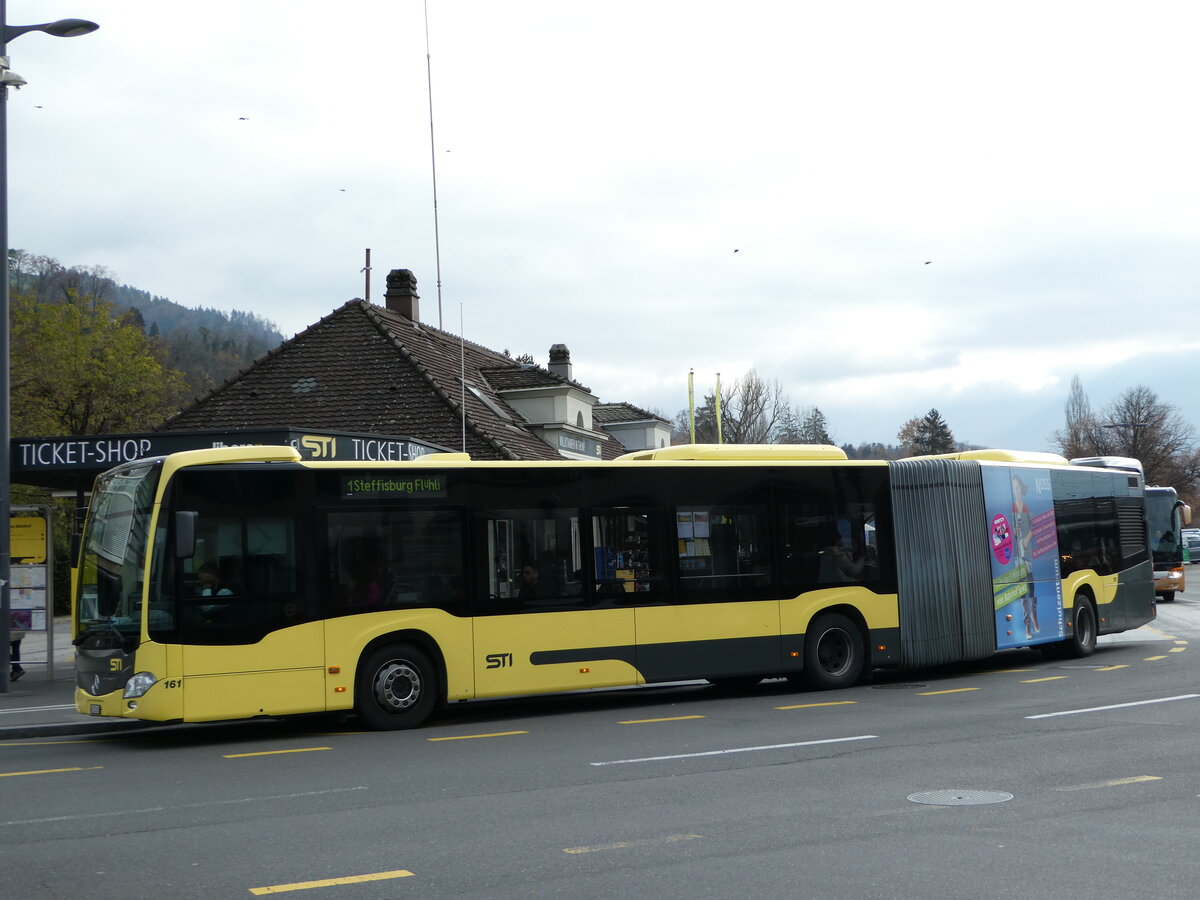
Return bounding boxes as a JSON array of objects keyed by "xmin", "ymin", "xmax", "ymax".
[
  {"xmin": 299, "ymin": 434, "xmax": 336, "ymax": 458},
  {"xmin": 485, "ymin": 652, "xmax": 514, "ymax": 669}
]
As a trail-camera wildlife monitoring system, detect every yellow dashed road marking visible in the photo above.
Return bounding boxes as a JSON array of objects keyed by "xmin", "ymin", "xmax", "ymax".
[
  {"xmin": 426, "ymin": 731, "xmax": 528, "ymax": 742},
  {"xmin": 775, "ymin": 701, "xmax": 857, "ymax": 710},
  {"xmin": 619, "ymin": 715, "xmax": 705, "ymax": 724},
  {"xmin": 1021, "ymin": 676, "xmax": 1067, "ymax": 683},
  {"xmin": 918, "ymin": 688, "xmax": 979, "ymax": 696},
  {"xmin": 564, "ymin": 834, "xmax": 702, "ymax": 854},
  {"xmin": 0, "ymin": 766, "xmax": 103, "ymax": 778},
  {"xmin": 224, "ymin": 748, "xmax": 332, "ymax": 759},
  {"xmin": 249, "ymin": 869, "xmax": 413, "ymax": 894}
]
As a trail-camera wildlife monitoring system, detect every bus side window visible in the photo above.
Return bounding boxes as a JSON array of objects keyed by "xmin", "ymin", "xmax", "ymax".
[
  {"xmin": 592, "ymin": 508, "xmax": 660, "ymax": 599},
  {"xmin": 479, "ymin": 509, "xmax": 582, "ymax": 612},
  {"xmin": 675, "ymin": 505, "xmax": 770, "ymax": 599}
]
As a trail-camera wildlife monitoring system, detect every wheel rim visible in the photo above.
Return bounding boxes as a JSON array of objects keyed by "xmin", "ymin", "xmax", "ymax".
[
  {"xmin": 816, "ymin": 627, "xmax": 853, "ymax": 677},
  {"xmin": 372, "ymin": 660, "xmax": 422, "ymax": 713}
]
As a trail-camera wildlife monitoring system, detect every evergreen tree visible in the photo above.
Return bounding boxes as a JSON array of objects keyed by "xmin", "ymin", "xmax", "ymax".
[
  {"xmin": 899, "ymin": 409, "xmax": 955, "ymax": 455},
  {"xmin": 798, "ymin": 407, "xmax": 834, "ymax": 444}
]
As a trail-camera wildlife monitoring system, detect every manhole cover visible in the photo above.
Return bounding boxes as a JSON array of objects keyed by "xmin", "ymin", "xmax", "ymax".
[
  {"xmin": 908, "ymin": 790, "xmax": 1013, "ymax": 806},
  {"xmin": 871, "ymin": 683, "xmax": 928, "ymax": 690}
]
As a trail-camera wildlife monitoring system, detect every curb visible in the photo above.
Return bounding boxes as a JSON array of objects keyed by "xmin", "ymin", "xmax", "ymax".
[{"xmin": 0, "ymin": 719, "xmax": 163, "ymax": 741}]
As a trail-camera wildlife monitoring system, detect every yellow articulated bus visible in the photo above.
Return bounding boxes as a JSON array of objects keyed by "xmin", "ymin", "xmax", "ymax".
[{"xmin": 73, "ymin": 444, "xmax": 1154, "ymax": 730}]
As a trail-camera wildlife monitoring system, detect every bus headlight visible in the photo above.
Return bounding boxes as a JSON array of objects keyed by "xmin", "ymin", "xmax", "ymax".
[{"xmin": 123, "ymin": 672, "xmax": 159, "ymax": 699}]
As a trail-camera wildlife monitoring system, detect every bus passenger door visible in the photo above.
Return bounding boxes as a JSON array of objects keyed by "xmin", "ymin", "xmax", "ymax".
[
  {"xmin": 472, "ymin": 510, "xmax": 638, "ymax": 697},
  {"xmin": 637, "ymin": 505, "xmax": 782, "ymax": 682},
  {"xmin": 179, "ymin": 516, "xmax": 326, "ymax": 720}
]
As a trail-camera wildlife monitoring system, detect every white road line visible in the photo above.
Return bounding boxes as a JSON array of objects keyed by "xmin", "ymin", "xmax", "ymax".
[
  {"xmin": 0, "ymin": 704, "xmax": 76, "ymax": 716},
  {"xmin": 590, "ymin": 734, "xmax": 877, "ymax": 766},
  {"xmin": 1025, "ymin": 693, "xmax": 1200, "ymax": 720},
  {"xmin": 0, "ymin": 786, "xmax": 369, "ymax": 827}
]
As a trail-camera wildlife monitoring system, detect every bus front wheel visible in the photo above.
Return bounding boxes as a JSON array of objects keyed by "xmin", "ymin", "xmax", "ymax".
[
  {"xmin": 799, "ymin": 613, "xmax": 865, "ymax": 690},
  {"xmin": 356, "ymin": 642, "xmax": 437, "ymax": 730}
]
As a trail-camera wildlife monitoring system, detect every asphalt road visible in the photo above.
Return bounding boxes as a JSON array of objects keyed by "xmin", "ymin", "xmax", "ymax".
[{"xmin": 4, "ymin": 592, "xmax": 1200, "ymax": 899}]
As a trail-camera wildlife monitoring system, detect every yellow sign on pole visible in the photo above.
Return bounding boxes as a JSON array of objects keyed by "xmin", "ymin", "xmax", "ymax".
[{"xmin": 11, "ymin": 517, "xmax": 47, "ymax": 564}]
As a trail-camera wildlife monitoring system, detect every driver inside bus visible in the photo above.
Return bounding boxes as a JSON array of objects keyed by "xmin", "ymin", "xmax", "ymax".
[{"xmin": 197, "ymin": 561, "xmax": 233, "ymax": 617}]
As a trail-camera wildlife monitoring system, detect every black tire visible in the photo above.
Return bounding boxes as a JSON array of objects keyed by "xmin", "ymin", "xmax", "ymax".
[
  {"xmin": 355, "ymin": 642, "xmax": 437, "ymax": 730},
  {"xmin": 1060, "ymin": 595, "xmax": 1097, "ymax": 658},
  {"xmin": 1159, "ymin": 592, "xmax": 1176, "ymax": 603},
  {"xmin": 800, "ymin": 613, "xmax": 865, "ymax": 690}
]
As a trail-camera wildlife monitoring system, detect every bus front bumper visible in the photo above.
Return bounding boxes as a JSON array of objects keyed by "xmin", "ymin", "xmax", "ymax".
[{"xmin": 75, "ymin": 682, "xmax": 182, "ymax": 722}]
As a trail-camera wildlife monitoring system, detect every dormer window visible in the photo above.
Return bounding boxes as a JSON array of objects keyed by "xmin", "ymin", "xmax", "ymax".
[{"xmin": 465, "ymin": 383, "xmax": 513, "ymax": 421}]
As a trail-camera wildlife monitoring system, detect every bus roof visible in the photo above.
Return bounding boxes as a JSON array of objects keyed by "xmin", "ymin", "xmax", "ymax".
[
  {"xmin": 1069, "ymin": 456, "xmax": 1144, "ymax": 475},
  {"xmin": 616, "ymin": 444, "xmax": 848, "ymax": 462},
  {"xmin": 911, "ymin": 449, "xmax": 1070, "ymax": 466}
]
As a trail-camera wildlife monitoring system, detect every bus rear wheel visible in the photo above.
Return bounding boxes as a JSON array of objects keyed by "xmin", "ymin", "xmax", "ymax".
[
  {"xmin": 1049, "ymin": 595, "xmax": 1097, "ymax": 659},
  {"xmin": 356, "ymin": 643, "xmax": 437, "ymax": 730},
  {"xmin": 799, "ymin": 613, "xmax": 865, "ymax": 690}
]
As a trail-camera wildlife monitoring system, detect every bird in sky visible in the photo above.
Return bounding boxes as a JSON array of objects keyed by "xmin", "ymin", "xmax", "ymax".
[{"xmin": 924, "ymin": 260, "xmax": 931, "ymax": 264}]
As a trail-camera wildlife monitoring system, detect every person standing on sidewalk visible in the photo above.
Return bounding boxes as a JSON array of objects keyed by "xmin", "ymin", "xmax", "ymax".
[{"xmin": 9, "ymin": 613, "xmax": 26, "ymax": 681}]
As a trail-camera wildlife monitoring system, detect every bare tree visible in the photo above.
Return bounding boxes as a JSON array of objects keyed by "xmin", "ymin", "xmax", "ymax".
[
  {"xmin": 1054, "ymin": 375, "xmax": 1106, "ymax": 459},
  {"xmin": 675, "ymin": 369, "xmax": 790, "ymax": 444},
  {"xmin": 1054, "ymin": 380, "xmax": 1200, "ymax": 500}
]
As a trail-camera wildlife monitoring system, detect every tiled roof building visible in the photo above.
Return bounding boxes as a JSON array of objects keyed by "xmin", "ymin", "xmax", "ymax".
[{"xmin": 161, "ymin": 269, "xmax": 671, "ymax": 461}]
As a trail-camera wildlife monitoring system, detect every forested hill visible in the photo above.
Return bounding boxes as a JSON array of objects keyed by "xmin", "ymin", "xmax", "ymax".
[{"xmin": 9, "ymin": 250, "xmax": 285, "ymax": 395}]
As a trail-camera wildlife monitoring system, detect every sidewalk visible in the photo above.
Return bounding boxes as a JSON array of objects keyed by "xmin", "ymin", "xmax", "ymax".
[{"xmin": 0, "ymin": 617, "xmax": 153, "ymax": 740}]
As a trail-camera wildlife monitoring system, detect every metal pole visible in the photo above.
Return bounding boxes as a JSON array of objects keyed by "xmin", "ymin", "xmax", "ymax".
[
  {"xmin": 1, "ymin": 0, "xmax": 14, "ymax": 693},
  {"xmin": 688, "ymin": 369, "xmax": 695, "ymax": 444},
  {"xmin": 424, "ymin": 0, "xmax": 444, "ymax": 329},
  {"xmin": 714, "ymin": 372, "xmax": 723, "ymax": 444},
  {"xmin": 0, "ymin": 12, "xmax": 97, "ymax": 692}
]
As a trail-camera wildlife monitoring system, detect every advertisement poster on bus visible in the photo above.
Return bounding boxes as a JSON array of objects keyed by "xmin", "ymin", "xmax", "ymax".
[{"xmin": 983, "ymin": 466, "xmax": 1064, "ymax": 649}]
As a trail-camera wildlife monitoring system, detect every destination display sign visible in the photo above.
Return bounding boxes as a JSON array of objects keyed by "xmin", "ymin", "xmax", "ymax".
[{"xmin": 341, "ymin": 474, "xmax": 449, "ymax": 499}]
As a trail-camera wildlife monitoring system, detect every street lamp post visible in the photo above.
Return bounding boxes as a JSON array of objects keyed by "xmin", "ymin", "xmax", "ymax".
[
  {"xmin": 0, "ymin": 3, "xmax": 97, "ymax": 692},
  {"xmin": 1102, "ymin": 421, "xmax": 1149, "ymax": 460}
]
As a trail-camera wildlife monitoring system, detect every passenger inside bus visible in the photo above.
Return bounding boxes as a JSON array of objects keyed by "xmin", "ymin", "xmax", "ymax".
[
  {"xmin": 518, "ymin": 563, "xmax": 542, "ymax": 599},
  {"xmin": 818, "ymin": 532, "xmax": 871, "ymax": 582}
]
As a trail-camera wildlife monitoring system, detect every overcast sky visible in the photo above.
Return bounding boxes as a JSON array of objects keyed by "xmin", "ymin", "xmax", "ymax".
[{"xmin": 9, "ymin": 1, "xmax": 1200, "ymax": 450}]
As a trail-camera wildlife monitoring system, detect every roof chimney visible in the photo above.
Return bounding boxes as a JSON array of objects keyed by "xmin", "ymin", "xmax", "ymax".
[
  {"xmin": 548, "ymin": 343, "xmax": 572, "ymax": 381},
  {"xmin": 383, "ymin": 269, "xmax": 420, "ymax": 320}
]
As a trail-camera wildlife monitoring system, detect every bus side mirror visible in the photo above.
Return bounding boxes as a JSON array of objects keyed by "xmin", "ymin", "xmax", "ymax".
[{"xmin": 175, "ymin": 511, "xmax": 198, "ymax": 559}]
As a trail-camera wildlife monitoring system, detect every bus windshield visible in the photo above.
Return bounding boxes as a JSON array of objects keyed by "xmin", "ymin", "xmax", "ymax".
[
  {"xmin": 76, "ymin": 461, "xmax": 161, "ymax": 638},
  {"xmin": 1145, "ymin": 487, "xmax": 1182, "ymax": 568}
]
